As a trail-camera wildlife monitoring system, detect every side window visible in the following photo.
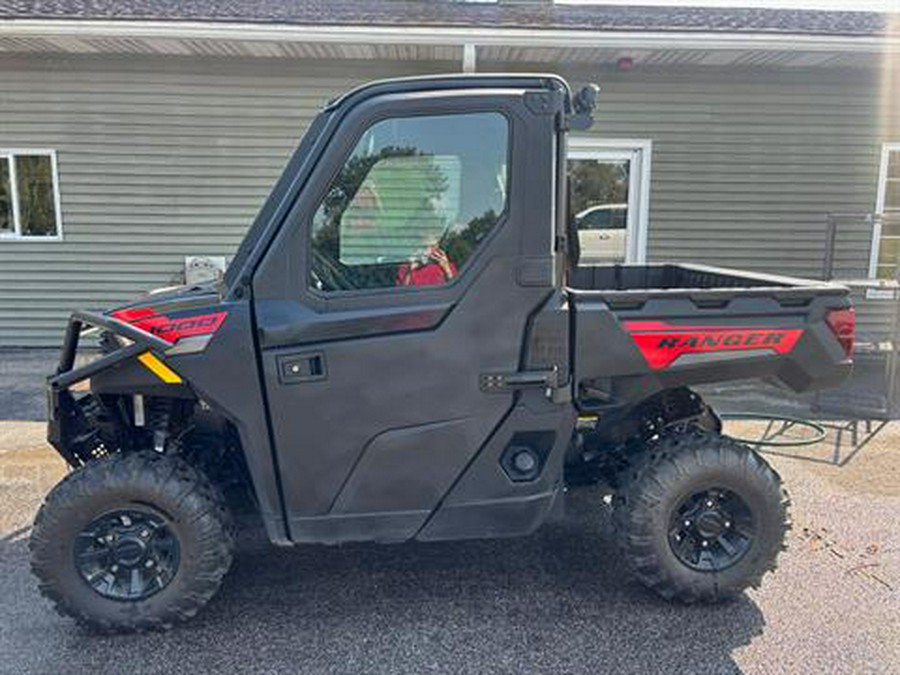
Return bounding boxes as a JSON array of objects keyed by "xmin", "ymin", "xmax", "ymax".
[{"xmin": 310, "ymin": 112, "xmax": 508, "ymax": 292}]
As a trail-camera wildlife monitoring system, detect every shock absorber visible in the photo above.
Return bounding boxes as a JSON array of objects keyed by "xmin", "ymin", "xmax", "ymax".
[{"xmin": 144, "ymin": 397, "xmax": 171, "ymax": 453}]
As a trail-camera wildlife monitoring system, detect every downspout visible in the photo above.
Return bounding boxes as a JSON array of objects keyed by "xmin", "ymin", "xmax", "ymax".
[{"xmin": 462, "ymin": 43, "xmax": 477, "ymax": 73}]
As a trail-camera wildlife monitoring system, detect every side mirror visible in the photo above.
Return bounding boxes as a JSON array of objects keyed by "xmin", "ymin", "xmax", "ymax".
[
  {"xmin": 573, "ymin": 84, "xmax": 600, "ymax": 115},
  {"xmin": 567, "ymin": 84, "xmax": 600, "ymax": 131}
]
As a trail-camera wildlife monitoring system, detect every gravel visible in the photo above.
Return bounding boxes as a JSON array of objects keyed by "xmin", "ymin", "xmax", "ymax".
[{"xmin": 1, "ymin": 426, "xmax": 898, "ymax": 674}]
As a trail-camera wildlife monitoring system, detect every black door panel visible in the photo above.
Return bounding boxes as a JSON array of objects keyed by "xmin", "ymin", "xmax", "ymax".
[
  {"xmin": 330, "ymin": 417, "xmax": 476, "ymax": 514},
  {"xmin": 256, "ymin": 298, "xmax": 453, "ymax": 349},
  {"xmin": 262, "ymin": 257, "xmax": 551, "ymax": 518}
]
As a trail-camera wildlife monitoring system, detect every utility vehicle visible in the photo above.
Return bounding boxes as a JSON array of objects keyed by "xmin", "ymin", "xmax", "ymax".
[{"xmin": 32, "ymin": 74, "xmax": 854, "ymax": 632}]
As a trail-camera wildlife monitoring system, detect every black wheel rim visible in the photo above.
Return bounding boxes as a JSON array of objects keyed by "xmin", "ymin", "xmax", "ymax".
[
  {"xmin": 74, "ymin": 508, "xmax": 180, "ymax": 601},
  {"xmin": 668, "ymin": 487, "xmax": 754, "ymax": 572}
]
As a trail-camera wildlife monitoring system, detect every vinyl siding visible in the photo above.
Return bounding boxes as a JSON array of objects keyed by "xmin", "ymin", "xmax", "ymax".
[
  {"xmin": 0, "ymin": 53, "xmax": 896, "ymax": 345},
  {"xmin": 0, "ymin": 55, "xmax": 456, "ymax": 345}
]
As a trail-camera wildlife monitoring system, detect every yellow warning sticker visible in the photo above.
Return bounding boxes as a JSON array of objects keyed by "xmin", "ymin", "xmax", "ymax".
[{"xmin": 137, "ymin": 352, "xmax": 182, "ymax": 384}]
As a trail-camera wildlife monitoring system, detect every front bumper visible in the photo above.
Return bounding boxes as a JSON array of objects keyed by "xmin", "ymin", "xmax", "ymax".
[{"xmin": 47, "ymin": 311, "xmax": 172, "ymax": 465}]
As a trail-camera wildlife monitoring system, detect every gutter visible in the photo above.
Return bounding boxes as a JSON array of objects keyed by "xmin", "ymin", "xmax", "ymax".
[{"xmin": 0, "ymin": 19, "xmax": 897, "ymax": 54}]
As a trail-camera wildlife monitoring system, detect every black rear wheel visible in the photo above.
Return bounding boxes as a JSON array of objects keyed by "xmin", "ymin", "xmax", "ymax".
[
  {"xmin": 614, "ymin": 430, "xmax": 790, "ymax": 603},
  {"xmin": 30, "ymin": 452, "xmax": 234, "ymax": 632},
  {"xmin": 667, "ymin": 487, "xmax": 755, "ymax": 572}
]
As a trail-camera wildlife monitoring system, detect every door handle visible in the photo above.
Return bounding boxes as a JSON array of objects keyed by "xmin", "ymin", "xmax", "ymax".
[
  {"xmin": 479, "ymin": 368, "xmax": 561, "ymax": 393},
  {"xmin": 277, "ymin": 352, "xmax": 327, "ymax": 384}
]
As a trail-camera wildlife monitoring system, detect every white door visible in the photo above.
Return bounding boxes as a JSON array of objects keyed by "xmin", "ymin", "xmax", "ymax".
[{"xmin": 568, "ymin": 138, "xmax": 651, "ymax": 265}]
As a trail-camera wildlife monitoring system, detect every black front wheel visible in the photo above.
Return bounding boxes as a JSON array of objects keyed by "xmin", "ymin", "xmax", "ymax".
[
  {"xmin": 30, "ymin": 452, "xmax": 234, "ymax": 632},
  {"xmin": 614, "ymin": 431, "xmax": 790, "ymax": 603},
  {"xmin": 73, "ymin": 507, "xmax": 181, "ymax": 602}
]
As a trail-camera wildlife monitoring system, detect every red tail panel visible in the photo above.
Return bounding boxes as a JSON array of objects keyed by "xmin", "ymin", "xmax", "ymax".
[
  {"xmin": 824, "ymin": 307, "xmax": 855, "ymax": 358},
  {"xmin": 624, "ymin": 320, "xmax": 803, "ymax": 370}
]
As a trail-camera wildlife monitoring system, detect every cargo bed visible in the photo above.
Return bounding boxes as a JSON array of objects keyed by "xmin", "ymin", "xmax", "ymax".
[
  {"xmin": 566, "ymin": 263, "xmax": 853, "ymax": 403},
  {"xmin": 568, "ymin": 263, "xmax": 847, "ymax": 308}
]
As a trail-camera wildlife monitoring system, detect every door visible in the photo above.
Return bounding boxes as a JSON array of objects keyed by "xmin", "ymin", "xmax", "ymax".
[
  {"xmin": 568, "ymin": 139, "xmax": 651, "ymax": 265},
  {"xmin": 251, "ymin": 88, "xmax": 560, "ymax": 542}
]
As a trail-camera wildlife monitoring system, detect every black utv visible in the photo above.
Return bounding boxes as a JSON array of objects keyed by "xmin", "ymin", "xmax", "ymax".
[{"xmin": 32, "ymin": 74, "xmax": 854, "ymax": 632}]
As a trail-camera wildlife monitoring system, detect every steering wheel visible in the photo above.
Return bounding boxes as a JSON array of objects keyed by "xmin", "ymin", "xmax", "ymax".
[{"xmin": 311, "ymin": 250, "xmax": 358, "ymax": 291}]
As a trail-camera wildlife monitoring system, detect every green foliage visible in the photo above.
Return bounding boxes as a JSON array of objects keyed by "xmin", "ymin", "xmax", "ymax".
[
  {"xmin": 442, "ymin": 209, "xmax": 499, "ymax": 266},
  {"xmin": 0, "ymin": 160, "xmax": 11, "ymax": 232},
  {"xmin": 569, "ymin": 159, "xmax": 629, "ymax": 215},
  {"xmin": 16, "ymin": 155, "xmax": 56, "ymax": 236}
]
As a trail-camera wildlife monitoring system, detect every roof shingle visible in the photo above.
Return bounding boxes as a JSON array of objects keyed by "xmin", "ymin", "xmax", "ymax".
[{"xmin": 0, "ymin": 1, "xmax": 889, "ymax": 37}]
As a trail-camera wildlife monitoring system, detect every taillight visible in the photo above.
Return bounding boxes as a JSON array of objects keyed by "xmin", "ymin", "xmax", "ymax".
[{"xmin": 825, "ymin": 307, "xmax": 855, "ymax": 358}]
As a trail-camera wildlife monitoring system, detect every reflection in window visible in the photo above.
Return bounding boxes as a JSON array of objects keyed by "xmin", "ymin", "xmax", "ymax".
[
  {"xmin": 16, "ymin": 155, "xmax": 58, "ymax": 236},
  {"xmin": 0, "ymin": 152, "xmax": 60, "ymax": 239},
  {"xmin": 875, "ymin": 148, "xmax": 900, "ymax": 279},
  {"xmin": 310, "ymin": 112, "xmax": 508, "ymax": 291},
  {"xmin": 568, "ymin": 157, "xmax": 630, "ymax": 264},
  {"xmin": 0, "ymin": 159, "xmax": 12, "ymax": 234}
]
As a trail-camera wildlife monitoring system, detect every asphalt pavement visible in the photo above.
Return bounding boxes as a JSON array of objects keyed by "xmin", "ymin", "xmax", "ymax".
[
  {"xmin": 0, "ymin": 349, "xmax": 898, "ymax": 674},
  {"xmin": 0, "ymin": 349, "xmax": 56, "ymax": 421}
]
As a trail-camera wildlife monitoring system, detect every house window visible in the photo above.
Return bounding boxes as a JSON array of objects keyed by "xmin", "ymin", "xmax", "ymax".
[
  {"xmin": 0, "ymin": 150, "xmax": 62, "ymax": 240},
  {"xmin": 568, "ymin": 138, "xmax": 652, "ymax": 265},
  {"xmin": 872, "ymin": 143, "xmax": 900, "ymax": 279}
]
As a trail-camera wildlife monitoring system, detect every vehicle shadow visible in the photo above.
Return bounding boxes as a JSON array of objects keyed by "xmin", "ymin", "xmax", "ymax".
[{"xmin": 1, "ymin": 489, "xmax": 765, "ymax": 674}]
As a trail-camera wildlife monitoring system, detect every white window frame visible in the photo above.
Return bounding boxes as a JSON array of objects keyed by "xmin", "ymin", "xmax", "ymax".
[
  {"xmin": 0, "ymin": 149, "xmax": 63, "ymax": 241},
  {"xmin": 867, "ymin": 142, "xmax": 900, "ymax": 279},
  {"xmin": 567, "ymin": 137, "xmax": 652, "ymax": 263}
]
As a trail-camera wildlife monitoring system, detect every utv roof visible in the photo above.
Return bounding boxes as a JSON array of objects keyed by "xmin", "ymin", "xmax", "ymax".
[
  {"xmin": 0, "ymin": 1, "xmax": 887, "ymax": 38},
  {"xmin": 324, "ymin": 73, "xmax": 572, "ymax": 112}
]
